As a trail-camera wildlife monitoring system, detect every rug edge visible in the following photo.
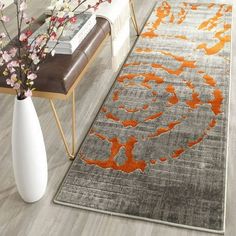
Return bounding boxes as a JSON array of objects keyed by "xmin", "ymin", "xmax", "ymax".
[
  {"xmin": 223, "ymin": 3, "xmax": 234, "ymax": 234},
  {"xmin": 53, "ymin": 197, "xmax": 224, "ymax": 234}
]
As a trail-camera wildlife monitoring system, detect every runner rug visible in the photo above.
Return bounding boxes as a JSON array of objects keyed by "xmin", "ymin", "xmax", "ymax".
[{"xmin": 54, "ymin": 1, "xmax": 232, "ymax": 233}]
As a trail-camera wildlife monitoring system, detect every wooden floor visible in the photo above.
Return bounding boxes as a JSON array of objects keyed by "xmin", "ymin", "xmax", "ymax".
[{"xmin": 0, "ymin": 0, "xmax": 235, "ymax": 235}]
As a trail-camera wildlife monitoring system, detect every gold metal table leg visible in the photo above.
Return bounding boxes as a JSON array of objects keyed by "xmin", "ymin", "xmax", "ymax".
[
  {"xmin": 130, "ymin": 0, "xmax": 140, "ymax": 36},
  {"xmin": 49, "ymin": 89, "xmax": 76, "ymax": 160},
  {"xmin": 72, "ymin": 89, "xmax": 76, "ymax": 156}
]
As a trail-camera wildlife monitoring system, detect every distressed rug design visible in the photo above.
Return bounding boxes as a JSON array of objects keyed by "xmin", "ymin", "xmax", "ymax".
[{"xmin": 55, "ymin": 1, "xmax": 232, "ymax": 233}]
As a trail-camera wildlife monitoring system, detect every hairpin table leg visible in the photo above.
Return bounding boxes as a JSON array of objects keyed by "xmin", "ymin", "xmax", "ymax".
[
  {"xmin": 130, "ymin": 0, "xmax": 139, "ymax": 36},
  {"xmin": 49, "ymin": 89, "xmax": 76, "ymax": 160}
]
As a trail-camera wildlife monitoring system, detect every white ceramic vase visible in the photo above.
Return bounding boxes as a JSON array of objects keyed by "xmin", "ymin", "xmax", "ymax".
[{"xmin": 12, "ymin": 96, "xmax": 48, "ymax": 203}]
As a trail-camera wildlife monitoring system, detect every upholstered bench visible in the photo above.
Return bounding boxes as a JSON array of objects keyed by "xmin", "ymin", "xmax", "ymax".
[{"xmin": 0, "ymin": 17, "xmax": 110, "ymax": 99}]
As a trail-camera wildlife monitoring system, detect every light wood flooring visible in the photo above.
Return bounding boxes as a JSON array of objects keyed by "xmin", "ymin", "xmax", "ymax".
[{"xmin": 0, "ymin": 0, "xmax": 236, "ymax": 235}]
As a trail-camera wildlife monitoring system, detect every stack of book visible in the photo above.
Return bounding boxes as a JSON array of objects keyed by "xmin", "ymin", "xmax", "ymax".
[{"xmin": 29, "ymin": 13, "xmax": 96, "ymax": 55}]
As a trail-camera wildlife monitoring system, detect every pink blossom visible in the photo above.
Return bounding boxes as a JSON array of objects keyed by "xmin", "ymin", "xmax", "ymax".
[
  {"xmin": 24, "ymin": 17, "xmax": 30, "ymax": 24},
  {"xmin": 0, "ymin": 33, "xmax": 6, "ymax": 39},
  {"xmin": 25, "ymin": 30, "xmax": 32, "ymax": 37},
  {"xmin": 7, "ymin": 61, "xmax": 17, "ymax": 73},
  {"xmin": 11, "ymin": 73, "xmax": 17, "ymax": 80},
  {"xmin": 1, "ymin": 16, "xmax": 10, "ymax": 23},
  {"xmin": 6, "ymin": 79, "xmax": 14, "ymax": 87},
  {"xmin": 19, "ymin": 33, "xmax": 27, "ymax": 42},
  {"xmin": 2, "ymin": 51, "xmax": 11, "ymax": 62},
  {"xmin": 70, "ymin": 16, "xmax": 77, "ymax": 24},
  {"xmin": 7, "ymin": 60, "xmax": 19, "ymax": 68},
  {"xmin": 57, "ymin": 17, "xmax": 66, "ymax": 24},
  {"xmin": 20, "ymin": 1, "xmax": 27, "ymax": 11},
  {"xmin": 50, "ymin": 31, "xmax": 57, "ymax": 40},
  {"xmin": 9, "ymin": 67, "xmax": 16, "ymax": 73},
  {"xmin": 24, "ymin": 18, "xmax": 30, "ymax": 24},
  {"xmin": 35, "ymin": 35, "xmax": 44, "ymax": 44},
  {"xmin": 6, "ymin": 74, "xmax": 17, "ymax": 87},
  {"xmin": 25, "ymin": 89, "xmax": 32, "ymax": 97},
  {"xmin": 23, "ymin": 13, "xmax": 34, "ymax": 24},
  {"xmin": 20, "ymin": 64, "xmax": 25, "ymax": 71},
  {"xmin": 13, "ymin": 83, "xmax": 20, "ymax": 90},
  {"xmin": 27, "ymin": 73, "xmax": 37, "ymax": 80},
  {"xmin": 30, "ymin": 53, "xmax": 40, "ymax": 65},
  {"xmin": 50, "ymin": 16, "xmax": 56, "ymax": 22},
  {"xmin": 9, "ymin": 48, "xmax": 17, "ymax": 57}
]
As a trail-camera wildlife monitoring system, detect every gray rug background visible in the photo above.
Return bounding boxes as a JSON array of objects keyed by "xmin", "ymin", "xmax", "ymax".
[{"xmin": 54, "ymin": 1, "xmax": 232, "ymax": 233}]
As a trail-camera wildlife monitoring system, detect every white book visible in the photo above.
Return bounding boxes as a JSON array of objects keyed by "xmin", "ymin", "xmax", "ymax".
[
  {"xmin": 29, "ymin": 13, "xmax": 96, "ymax": 53},
  {"xmin": 51, "ymin": 19, "xmax": 97, "ymax": 54},
  {"xmin": 49, "ymin": 17, "xmax": 96, "ymax": 49}
]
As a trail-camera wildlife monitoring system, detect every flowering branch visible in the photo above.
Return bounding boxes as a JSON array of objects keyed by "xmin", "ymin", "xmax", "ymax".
[{"xmin": 0, "ymin": 0, "xmax": 112, "ymax": 99}]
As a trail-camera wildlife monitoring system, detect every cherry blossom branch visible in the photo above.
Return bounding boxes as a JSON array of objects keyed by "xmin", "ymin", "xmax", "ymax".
[{"xmin": 0, "ymin": 0, "xmax": 112, "ymax": 99}]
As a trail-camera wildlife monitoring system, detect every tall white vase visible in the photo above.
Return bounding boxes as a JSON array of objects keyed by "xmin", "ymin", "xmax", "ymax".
[{"xmin": 12, "ymin": 97, "xmax": 48, "ymax": 203}]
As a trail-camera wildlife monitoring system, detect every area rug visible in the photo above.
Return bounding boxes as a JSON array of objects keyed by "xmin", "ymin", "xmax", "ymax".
[{"xmin": 54, "ymin": 1, "xmax": 232, "ymax": 233}]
